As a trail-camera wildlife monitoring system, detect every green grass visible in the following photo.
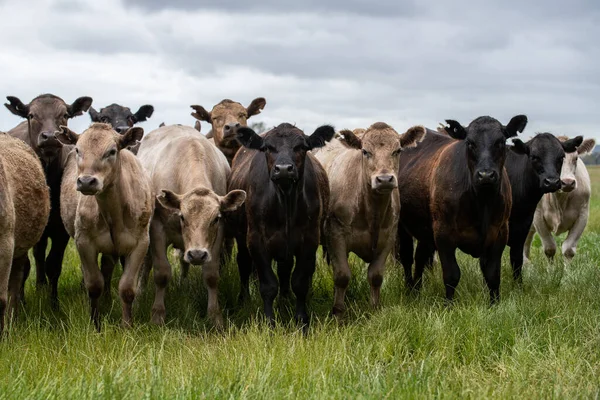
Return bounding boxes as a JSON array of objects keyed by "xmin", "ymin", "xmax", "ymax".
[{"xmin": 3, "ymin": 168, "xmax": 600, "ymax": 398}]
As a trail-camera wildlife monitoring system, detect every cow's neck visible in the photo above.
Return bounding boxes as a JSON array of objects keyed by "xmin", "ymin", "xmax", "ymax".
[
  {"xmin": 360, "ymin": 172, "xmax": 394, "ymax": 255},
  {"xmin": 94, "ymin": 163, "xmax": 125, "ymax": 254},
  {"xmin": 273, "ymin": 180, "xmax": 302, "ymax": 259}
]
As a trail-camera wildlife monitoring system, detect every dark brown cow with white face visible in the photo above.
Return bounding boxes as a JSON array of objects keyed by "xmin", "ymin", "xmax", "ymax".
[
  {"xmin": 190, "ymin": 98, "xmax": 266, "ymax": 164},
  {"xmin": 4, "ymin": 94, "xmax": 92, "ymax": 307}
]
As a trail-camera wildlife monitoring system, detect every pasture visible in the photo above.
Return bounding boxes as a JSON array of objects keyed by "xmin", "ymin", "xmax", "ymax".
[{"xmin": 2, "ymin": 167, "xmax": 600, "ymax": 399}]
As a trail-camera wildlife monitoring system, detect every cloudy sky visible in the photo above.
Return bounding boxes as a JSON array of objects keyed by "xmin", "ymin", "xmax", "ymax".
[{"xmin": 1, "ymin": 0, "xmax": 598, "ymax": 140}]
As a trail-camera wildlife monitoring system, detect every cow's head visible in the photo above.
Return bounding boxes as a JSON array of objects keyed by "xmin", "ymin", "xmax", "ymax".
[
  {"xmin": 555, "ymin": 136, "xmax": 594, "ymax": 193},
  {"xmin": 89, "ymin": 103, "xmax": 154, "ymax": 134},
  {"xmin": 340, "ymin": 122, "xmax": 426, "ymax": 194},
  {"xmin": 512, "ymin": 133, "xmax": 583, "ymax": 193},
  {"xmin": 56, "ymin": 123, "xmax": 143, "ymax": 195},
  {"xmin": 5, "ymin": 94, "xmax": 92, "ymax": 159},
  {"xmin": 157, "ymin": 187, "xmax": 246, "ymax": 265},
  {"xmin": 444, "ymin": 115, "xmax": 528, "ymax": 191},
  {"xmin": 236, "ymin": 123, "xmax": 334, "ymax": 191},
  {"xmin": 190, "ymin": 98, "xmax": 266, "ymax": 145}
]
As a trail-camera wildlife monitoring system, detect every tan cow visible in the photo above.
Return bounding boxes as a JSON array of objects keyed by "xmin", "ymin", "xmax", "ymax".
[
  {"xmin": 0, "ymin": 134, "xmax": 50, "ymax": 333},
  {"xmin": 137, "ymin": 125, "xmax": 246, "ymax": 327},
  {"xmin": 58, "ymin": 123, "xmax": 153, "ymax": 330},
  {"xmin": 190, "ymin": 98, "xmax": 266, "ymax": 164},
  {"xmin": 525, "ymin": 136, "xmax": 596, "ymax": 260},
  {"xmin": 316, "ymin": 122, "xmax": 426, "ymax": 317}
]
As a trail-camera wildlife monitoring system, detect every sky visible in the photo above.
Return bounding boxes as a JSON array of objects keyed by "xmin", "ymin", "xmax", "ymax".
[{"xmin": 0, "ymin": 0, "xmax": 598, "ymax": 141}]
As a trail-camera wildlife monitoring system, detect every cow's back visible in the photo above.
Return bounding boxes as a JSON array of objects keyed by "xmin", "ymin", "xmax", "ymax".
[{"xmin": 138, "ymin": 124, "xmax": 230, "ymax": 196}]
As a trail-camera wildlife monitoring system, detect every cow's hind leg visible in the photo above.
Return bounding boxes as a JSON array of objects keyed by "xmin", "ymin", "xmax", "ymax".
[
  {"xmin": 436, "ymin": 240, "xmax": 461, "ymax": 303},
  {"xmin": 236, "ymin": 234, "xmax": 253, "ymax": 305},
  {"xmin": 149, "ymin": 221, "xmax": 171, "ymax": 325},
  {"xmin": 45, "ymin": 228, "xmax": 70, "ymax": 309},
  {"xmin": 397, "ymin": 226, "xmax": 414, "ymax": 288},
  {"xmin": 413, "ymin": 241, "xmax": 435, "ymax": 291},
  {"xmin": 33, "ymin": 236, "xmax": 48, "ymax": 287}
]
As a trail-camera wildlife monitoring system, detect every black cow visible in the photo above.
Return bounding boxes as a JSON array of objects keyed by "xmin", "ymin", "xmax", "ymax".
[
  {"xmin": 4, "ymin": 94, "xmax": 93, "ymax": 306},
  {"xmin": 505, "ymin": 133, "xmax": 583, "ymax": 281},
  {"xmin": 228, "ymin": 123, "xmax": 334, "ymax": 329},
  {"xmin": 89, "ymin": 103, "xmax": 154, "ymax": 155},
  {"xmin": 397, "ymin": 115, "xmax": 527, "ymax": 303}
]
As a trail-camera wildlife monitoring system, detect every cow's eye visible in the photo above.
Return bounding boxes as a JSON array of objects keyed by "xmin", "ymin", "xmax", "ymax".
[
  {"xmin": 238, "ymin": 113, "xmax": 246, "ymax": 119},
  {"xmin": 531, "ymin": 155, "xmax": 541, "ymax": 163},
  {"xmin": 104, "ymin": 148, "xmax": 117, "ymax": 158},
  {"xmin": 27, "ymin": 113, "xmax": 35, "ymax": 120},
  {"xmin": 179, "ymin": 213, "xmax": 185, "ymax": 223},
  {"xmin": 495, "ymin": 140, "xmax": 504, "ymax": 148},
  {"xmin": 101, "ymin": 116, "xmax": 110, "ymax": 123},
  {"xmin": 362, "ymin": 149, "xmax": 372, "ymax": 158},
  {"xmin": 392, "ymin": 148, "xmax": 402, "ymax": 156},
  {"xmin": 466, "ymin": 140, "xmax": 475, "ymax": 150},
  {"xmin": 266, "ymin": 145, "xmax": 277, "ymax": 152},
  {"xmin": 63, "ymin": 113, "xmax": 69, "ymax": 119},
  {"xmin": 212, "ymin": 214, "xmax": 222, "ymax": 225}
]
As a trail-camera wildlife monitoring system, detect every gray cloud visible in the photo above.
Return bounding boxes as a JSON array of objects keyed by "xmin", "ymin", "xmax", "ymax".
[{"xmin": 1, "ymin": 0, "xmax": 599, "ymax": 142}]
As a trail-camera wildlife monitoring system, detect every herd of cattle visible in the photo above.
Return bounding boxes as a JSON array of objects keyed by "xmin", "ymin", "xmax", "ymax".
[{"xmin": 0, "ymin": 93, "xmax": 595, "ymax": 333}]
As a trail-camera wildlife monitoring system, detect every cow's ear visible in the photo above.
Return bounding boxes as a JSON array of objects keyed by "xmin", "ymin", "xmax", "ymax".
[
  {"xmin": 56, "ymin": 125, "xmax": 79, "ymax": 145},
  {"xmin": 339, "ymin": 129, "xmax": 362, "ymax": 149},
  {"xmin": 562, "ymin": 135, "xmax": 583, "ymax": 153},
  {"xmin": 88, "ymin": 107, "xmax": 101, "ymax": 122},
  {"xmin": 400, "ymin": 125, "xmax": 426, "ymax": 148},
  {"xmin": 577, "ymin": 138, "xmax": 596, "ymax": 155},
  {"xmin": 159, "ymin": 122, "xmax": 165, "ymax": 128},
  {"xmin": 68, "ymin": 96, "xmax": 93, "ymax": 118},
  {"xmin": 4, "ymin": 96, "xmax": 29, "ymax": 118},
  {"xmin": 444, "ymin": 120, "xmax": 467, "ymax": 140},
  {"xmin": 511, "ymin": 138, "xmax": 529, "ymax": 155},
  {"xmin": 190, "ymin": 105, "xmax": 212, "ymax": 123},
  {"xmin": 118, "ymin": 127, "xmax": 144, "ymax": 150},
  {"xmin": 132, "ymin": 105, "xmax": 154, "ymax": 123},
  {"xmin": 246, "ymin": 97, "xmax": 266, "ymax": 118},
  {"xmin": 220, "ymin": 190, "xmax": 246, "ymax": 212},
  {"xmin": 306, "ymin": 125, "xmax": 335, "ymax": 150},
  {"xmin": 504, "ymin": 115, "xmax": 528, "ymax": 138},
  {"xmin": 157, "ymin": 189, "xmax": 182, "ymax": 210},
  {"xmin": 236, "ymin": 127, "xmax": 264, "ymax": 150}
]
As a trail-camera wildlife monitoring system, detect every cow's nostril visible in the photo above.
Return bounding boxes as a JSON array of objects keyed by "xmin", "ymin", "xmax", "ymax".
[
  {"xmin": 274, "ymin": 165, "xmax": 281, "ymax": 174},
  {"xmin": 286, "ymin": 165, "xmax": 293, "ymax": 172}
]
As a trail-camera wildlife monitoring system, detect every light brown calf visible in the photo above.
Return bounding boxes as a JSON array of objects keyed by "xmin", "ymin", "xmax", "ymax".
[
  {"xmin": 190, "ymin": 98, "xmax": 266, "ymax": 164},
  {"xmin": 0, "ymin": 134, "xmax": 50, "ymax": 333},
  {"xmin": 316, "ymin": 122, "xmax": 426, "ymax": 317},
  {"xmin": 137, "ymin": 125, "xmax": 245, "ymax": 327},
  {"xmin": 58, "ymin": 123, "xmax": 153, "ymax": 330}
]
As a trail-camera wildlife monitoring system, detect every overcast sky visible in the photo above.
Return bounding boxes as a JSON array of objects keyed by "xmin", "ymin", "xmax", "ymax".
[{"xmin": 1, "ymin": 0, "xmax": 598, "ymax": 141}]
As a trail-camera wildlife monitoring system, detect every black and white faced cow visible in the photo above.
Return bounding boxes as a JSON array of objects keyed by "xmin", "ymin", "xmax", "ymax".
[
  {"xmin": 505, "ymin": 133, "xmax": 583, "ymax": 281},
  {"xmin": 524, "ymin": 136, "xmax": 596, "ymax": 261}
]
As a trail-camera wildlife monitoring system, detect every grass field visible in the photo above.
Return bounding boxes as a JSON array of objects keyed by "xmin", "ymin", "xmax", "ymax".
[{"xmin": 2, "ymin": 168, "xmax": 600, "ymax": 399}]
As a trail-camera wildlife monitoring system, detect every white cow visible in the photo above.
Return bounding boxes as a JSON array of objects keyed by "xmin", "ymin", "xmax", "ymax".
[{"xmin": 525, "ymin": 136, "xmax": 596, "ymax": 260}]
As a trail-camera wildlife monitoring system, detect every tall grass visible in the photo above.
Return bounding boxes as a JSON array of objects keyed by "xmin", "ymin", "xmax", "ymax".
[{"xmin": 2, "ymin": 168, "xmax": 600, "ymax": 398}]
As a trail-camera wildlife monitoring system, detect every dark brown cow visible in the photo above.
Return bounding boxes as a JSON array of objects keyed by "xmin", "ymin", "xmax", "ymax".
[
  {"xmin": 190, "ymin": 98, "xmax": 266, "ymax": 164},
  {"xmin": 228, "ymin": 123, "xmax": 334, "ymax": 330},
  {"xmin": 4, "ymin": 94, "xmax": 92, "ymax": 306},
  {"xmin": 397, "ymin": 115, "xmax": 527, "ymax": 303}
]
